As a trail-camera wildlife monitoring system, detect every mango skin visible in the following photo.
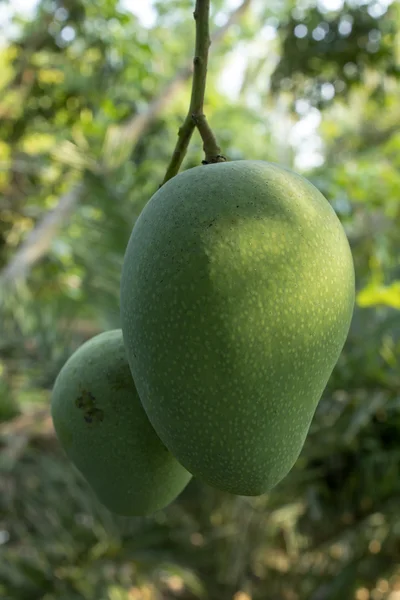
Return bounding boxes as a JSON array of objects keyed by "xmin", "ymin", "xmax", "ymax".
[
  {"xmin": 51, "ymin": 330, "xmax": 192, "ymax": 516},
  {"xmin": 120, "ymin": 160, "xmax": 355, "ymax": 496}
]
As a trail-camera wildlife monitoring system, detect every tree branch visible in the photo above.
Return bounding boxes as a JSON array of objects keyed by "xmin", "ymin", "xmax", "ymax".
[
  {"xmin": 0, "ymin": 184, "xmax": 83, "ymax": 285},
  {"xmin": 0, "ymin": 0, "xmax": 252, "ymax": 286}
]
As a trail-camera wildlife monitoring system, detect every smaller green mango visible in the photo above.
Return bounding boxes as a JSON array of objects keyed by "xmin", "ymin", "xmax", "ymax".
[{"xmin": 51, "ymin": 329, "xmax": 192, "ymax": 516}]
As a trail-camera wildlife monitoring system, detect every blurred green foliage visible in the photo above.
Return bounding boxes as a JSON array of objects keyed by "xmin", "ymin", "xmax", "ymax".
[{"xmin": 0, "ymin": 0, "xmax": 399, "ymax": 598}]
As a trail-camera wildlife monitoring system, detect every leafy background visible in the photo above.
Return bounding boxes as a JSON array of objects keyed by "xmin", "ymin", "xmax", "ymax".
[{"xmin": 0, "ymin": 0, "xmax": 399, "ymax": 598}]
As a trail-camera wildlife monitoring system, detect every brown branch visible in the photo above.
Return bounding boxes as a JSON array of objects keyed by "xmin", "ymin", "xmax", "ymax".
[
  {"xmin": 0, "ymin": 0, "xmax": 253, "ymax": 286},
  {"xmin": 0, "ymin": 183, "xmax": 83, "ymax": 285}
]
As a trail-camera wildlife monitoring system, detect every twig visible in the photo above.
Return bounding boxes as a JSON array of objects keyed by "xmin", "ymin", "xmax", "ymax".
[
  {"xmin": 161, "ymin": 0, "xmax": 226, "ymax": 186},
  {"xmin": 121, "ymin": 0, "xmax": 251, "ymax": 153},
  {"xmin": 191, "ymin": 0, "xmax": 226, "ymax": 164},
  {"xmin": 161, "ymin": 120, "xmax": 196, "ymax": 185}
]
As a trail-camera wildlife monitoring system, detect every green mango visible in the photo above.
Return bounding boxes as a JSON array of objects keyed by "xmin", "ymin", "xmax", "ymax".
[
  {"xmin": 120, "ymin": 160, "xmax": 355, "ymax": 496},
  {"xmin": 51, "ymin": 330, "xmax": 192, "ymax": 515}
]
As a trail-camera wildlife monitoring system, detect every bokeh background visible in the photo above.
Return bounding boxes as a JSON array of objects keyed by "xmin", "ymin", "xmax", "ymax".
[{"xmin": 1, "ymin": 0, "xmax": 400, "ymax": 598}]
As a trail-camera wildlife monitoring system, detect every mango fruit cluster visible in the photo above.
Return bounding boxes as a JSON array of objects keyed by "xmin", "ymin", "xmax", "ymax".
[{"xmin": 51, "ymin": 161, "xmax": 355, "ymax": 516}]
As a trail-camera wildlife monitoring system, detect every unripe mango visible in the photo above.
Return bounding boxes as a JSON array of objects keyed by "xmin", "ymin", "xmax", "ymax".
[
  {"xmin": 51, "ymin": 330, "xmax": 192, "ymax": 515},
  {"xmin": 120, "ymin": 160, "xmax": 355, "ymax": 496}
]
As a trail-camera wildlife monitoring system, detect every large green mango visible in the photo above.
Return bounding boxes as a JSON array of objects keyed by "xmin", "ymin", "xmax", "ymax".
[
  {"xmin": 120, "ymin": 160, "xmax": 355, "ymax": 495},
  {"xmin": 51, "ymin": 330, "xmax": 192, "ymax": 515}
]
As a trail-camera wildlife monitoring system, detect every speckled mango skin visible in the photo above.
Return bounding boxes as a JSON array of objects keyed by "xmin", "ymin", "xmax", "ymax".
[
  {"xmin": 50, "ymin": 330, "xmax": 192, "ymax": 516},
  {"xmin": 120, "ymin": 160, "xmax": 355, "ymax": 496}
]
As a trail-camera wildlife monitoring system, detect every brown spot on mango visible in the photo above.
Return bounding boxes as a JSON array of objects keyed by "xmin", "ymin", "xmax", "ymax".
[{"xmin": 76, "ymin": 390, "xmax": 104, "ymax": 425}]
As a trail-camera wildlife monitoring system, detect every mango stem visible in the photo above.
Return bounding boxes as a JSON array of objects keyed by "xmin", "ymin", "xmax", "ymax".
[{"xmin": 161, "ymin": 0, "xmax": 226, "ymax": 186}]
